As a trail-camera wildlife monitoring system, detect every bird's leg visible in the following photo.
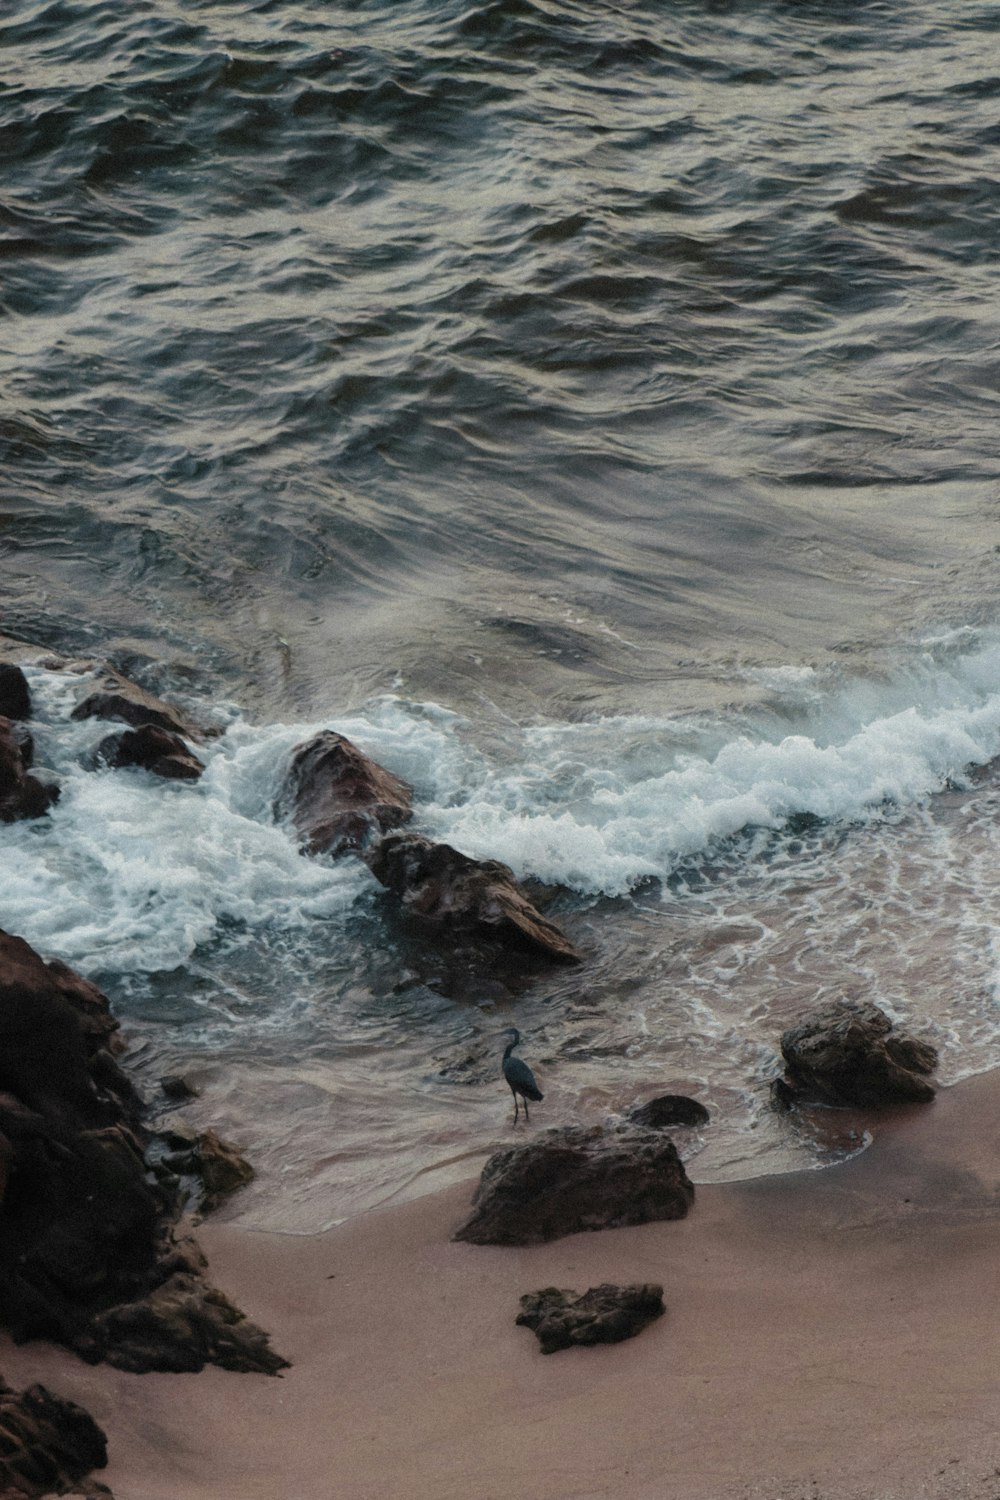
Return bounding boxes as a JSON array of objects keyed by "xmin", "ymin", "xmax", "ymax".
[
  {"xmin": 523, "ymin": 1097, "xmax": 530, "ymax": 1122},
  {"xmin": 510, "ymin": 1086, "xmax": 520, "ymax": 1123}
]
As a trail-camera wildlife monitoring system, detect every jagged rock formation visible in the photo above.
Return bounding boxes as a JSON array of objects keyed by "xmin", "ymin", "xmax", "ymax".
[
  {"xmin": 516, "ymin": 1283, "xmax": 665, "ymax": 1354},
  {"xmin": 0, "ymin": 1377, "xmax": 111, "ymax": 1498},
  {"xmin": 277, "ymin": 730, "xmax": 413, "ymax": 856},
  {"xmin": 0, "ymin": 930, "xmax": 285, "ymax": 1376},
  {"xmin": 778, "ymin": 999, "xmax": 938, "ymax": 1108},
  {"xmin": 366, "ymin": 832, "xmax": 581, "ymax": 965},
  {"xmin": 453, "ymin": 1122, "xmax": 693, "ymax": 1246}
]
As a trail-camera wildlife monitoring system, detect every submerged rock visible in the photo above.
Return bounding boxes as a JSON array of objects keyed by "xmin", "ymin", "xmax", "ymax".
[
  {"xmin": 0, "ymin": 1377, "xmax": 111, "ymax": 1499},
  {"xmin": 0, "ymin": 930, "xmax": 286, "ymax": 1376},
  {"xmin": 626, "ymin": 1094, "xmax": 710, "ymax": 1129},
  {"xmin": 366, "ymin": 832, "xmax": 581, "ymax": 965},
  {"xmin": 779, "ymin": 999, "xmax": 938, "ymax": 1108},
  {"xmin": 0, "ymin": 717, "xmax": 58, "ymax": 824},
  {"xmin": 516, "ymin": 1283, "xmax": 665, "ymax": 1355},
  {"xmin": 93, "ymin": 724, "xmax": 204, "ymax": 781},
  {"xmin": 277, "ymin": 730, "xmax": 413, "ymax": 856},
  {"xmin": 453, "ymin": 1122, "xmax": 693, "ymax": 1246}
]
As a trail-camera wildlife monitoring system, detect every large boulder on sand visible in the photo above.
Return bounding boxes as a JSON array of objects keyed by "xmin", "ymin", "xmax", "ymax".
[
  {"xmin": 453, "ymin": 1122, "xmax": 693, "ymax": 1246},
  {"xmin": 276, "ymin": 730, "xmax": 413, "ymax": 856},
  {"xmin": 0, "ymin": 930, "xmax": 286, "ymax": 1376},
  {"xmin": 366, "ymin": 832, "xmax": 581, "ymax": 965},
  {"xmin": 516, "ymin": 1283, "xmax": 665, "ymax": 1354},
  {"xmin": 778, "ymin": 999, "xmax": 938, "ymax": 1108}
]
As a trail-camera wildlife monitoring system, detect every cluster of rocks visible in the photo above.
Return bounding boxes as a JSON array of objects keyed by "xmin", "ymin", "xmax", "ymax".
[
  {"xmin": 516, "ymin": 1283, "xmax": 665, "ymax": 1355},
  {"xmin": 275, "ymin": 727, "xmax": 582, "ymax": 968},
  {"xmin": 0, "ymin": 928, "xmax": 284, "ymax": 1378}
]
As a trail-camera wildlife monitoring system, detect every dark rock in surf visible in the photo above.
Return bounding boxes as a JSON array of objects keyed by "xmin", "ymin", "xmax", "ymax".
[
  {"xmin": 0, "ymin": 664, "xmax": 32, "ymax": 723},
  {"xmin": 778, "ymin": 999, "xmax": 938, "ymax": 1108},
  {"xmin": 626, "ymin": 1094, "xmax": 710, "ymax": 1130},
  {"xmin": 93, "ymin": 725, "xmax": 204, "ymax": 781},
  {"xmin": 516, "ymin": 1282, "xmax": 665, "ymax": 1355},
  {"xmin": 277, "ymin": 730, "xmax": 413, "ymax": 856},
  {"xmin": 0, "ymin": 929, "xmax": 286, "ymax": 1377},
  {"xmin": 453, "ymin": 1122, "xmax": 693, "ymax": 1246},
  {"xmin": 365, "ymin": 832, "xmax": 581, "ymax": 965},
  {"xmin": 0, "ymin": 1377, "xmax": 111, "ymax": 1499},
  {"xmin": 70, "ymin": 669, "xmax": 201, "ymax": 742},
  {"xmin": 0, "ymin": 718, "xmax": 58, "ymax": 824}
]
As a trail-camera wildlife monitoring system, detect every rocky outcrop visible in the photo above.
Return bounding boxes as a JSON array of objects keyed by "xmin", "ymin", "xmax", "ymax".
[
  {"xmin": 70, "ymin": 669, "xmax": 200, "ymax": 742},
  {"xmin": 0, "ymin": 1377, "xmax": 111, "ymax": 1498},
  {"xmin": 0, "ymin": 930, "xmax": 285, "ymax": 1376},
  {"xmin": 0, "ymin": 718, "xmax": 58, "ymax": 824},
  {"xmin": 93, "ymin": 725, "xmax": 204, "ymax": 781},
  {"xmin": 778, "ymin": 1000, "xmax": 938, "ymax": 1108},
  {"xmin": 0, "ymin": 664, "xmax": 32, "ymax": 723},
  {"xmin": 153, "ymin": 1118, "xmax": 255, "ymax": 1216},
  {"xmin": 277, "ymin": 731, "xmax": 413, "ymax": 856},
  {"xmin": 516, "ymin": 1283, "xmax": 665, "ymax": 1354},
  {"xmin": 626, "ymin": 1094, "xmax": 710, "ymax": 1129},
  {"xmin": 453, "ymin": 1122, "xmax": 693, "ymax": 1246},
  {"xmin": 366, "ymin": 833, "xmax": 581, "ymax": 965}
]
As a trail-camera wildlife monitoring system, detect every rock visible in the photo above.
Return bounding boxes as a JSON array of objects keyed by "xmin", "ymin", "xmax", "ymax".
[
  {"xmin": 366, "ymin": 833, "xmax": 581, "ymax": 965},
  {"xmin": 626, "ymin": 1094, "xmax": 710, "ymax": 1129},
  {"xmin": 453, "ymin": 1122, "xmax": 693, "ymax": 1246},
  {"xmin": 0, "ymin": 1378, "xmax": 111, "ymax": 1499},
  {"xmin": 779, "ymin": 1000, "xmax": 938, "ymax": 1108},
  {"xmin": 93, "ymin": 726, "xmax": 204, "ymax": 781},
  {"xmin": 0, "ymin": 719, "xmax": 58, "ymax": 824},
  {"xmin": 70, "ymin": 670, "xmax": 199, "ymax": 741},
  {"xmin": 191, "ymin": 1129, "xmax": 255, "ymax": 1212},
  {"xmin": 159, "ymin": 1074, "xmax": 199, "ymax": 1102},
  {"xmin": 516, "ymin": 1283, "xmax": 665, "ymax": 1354},
  {"xmin": 0, "ymin": 929, "xmax": 285, "ymax": 1376},
  {"xmin": 277, "ymin": 731, "xmax": 413, "ymax": 856},
  {"xmin": 0, "ymin": 665, "xmax": 31, "ymax": 722},
  {"xmin": 158, "ymin": 1126, "xmax": 255, "ymax": 1215},
  {"xmin": 74, "ymin": 1274, "xmax": 286, "ymax": 1376}
]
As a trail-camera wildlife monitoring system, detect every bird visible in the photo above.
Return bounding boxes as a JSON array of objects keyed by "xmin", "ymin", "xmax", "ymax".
[{"xmin": 501, "ymin": 1027, "xmax": 543, "ymax": 1124}]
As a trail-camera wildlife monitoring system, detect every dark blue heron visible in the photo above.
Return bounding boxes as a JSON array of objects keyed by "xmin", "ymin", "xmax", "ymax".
[{"xmin": 501, "ymin": 1027, "xmax": 543, "ymax": 1123}]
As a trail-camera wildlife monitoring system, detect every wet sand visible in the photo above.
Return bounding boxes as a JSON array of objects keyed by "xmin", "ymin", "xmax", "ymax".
[{"xmin": 4, "ymin": 1073, "xmax": 1000, "ymax": 1500}]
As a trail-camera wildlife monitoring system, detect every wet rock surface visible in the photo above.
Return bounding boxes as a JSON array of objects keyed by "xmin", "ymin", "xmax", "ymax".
[
  {"xmin": 779, "ymin": 1000, "xmax": 938, "ymax": 1108},
  {"xmin": 366, "ymin": 832, "xmax": 581, "ymax": 965},
  {"xmin": 0, "ymin": 718, "xmax": 58, "ymax": 824},
  {"xmin": 453, "ymin": 1122, "xmax": 694, "ymax": 1246},
  {"xmin": 0, "ymin": 930, "xmax": 286, "ymax": 1377},
  {"xmin": 69, "ymin": 668, "xmax": 201, "ymax": 742},
  {"xmin": 277, "ymin": 730, "xmax": 413, "ymax": 856},
  {"xmin": 0, "ymin": 1377, "xmax": 111, "ymax": 1499},
  {"xmin": 626, "ymin": 1094, "xmax": 710, "ymax": 1129},
  {"xmin": 92, "ymin": 725, "xmax": 205, "ymax": 781},
  {"xmin": 516, "ymin": 1283, "xmax": 665, "ymax": 1354}
]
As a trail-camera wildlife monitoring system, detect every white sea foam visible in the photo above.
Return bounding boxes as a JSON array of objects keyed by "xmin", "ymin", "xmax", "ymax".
[{"xmin": 8, "ymin": 628, "xmax": 1000, "ymax": 972}]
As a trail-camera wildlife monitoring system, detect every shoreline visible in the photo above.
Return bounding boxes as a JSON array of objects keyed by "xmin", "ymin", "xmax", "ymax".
[{"xmin": 3, "ymin": 1070, "xmax": 1000, "ymax": 1499}]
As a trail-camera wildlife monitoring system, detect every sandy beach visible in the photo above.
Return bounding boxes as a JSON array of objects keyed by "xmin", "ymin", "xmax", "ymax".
[{"xmin": 4, "ymin": 1073, "xmax": 1000, "ymax": 1500}]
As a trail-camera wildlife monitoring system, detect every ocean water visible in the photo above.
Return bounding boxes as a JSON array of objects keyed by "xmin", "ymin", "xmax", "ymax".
[{"xmin": 4, "ymin": 0, "xmax": 1000, "ymax": 1229}]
